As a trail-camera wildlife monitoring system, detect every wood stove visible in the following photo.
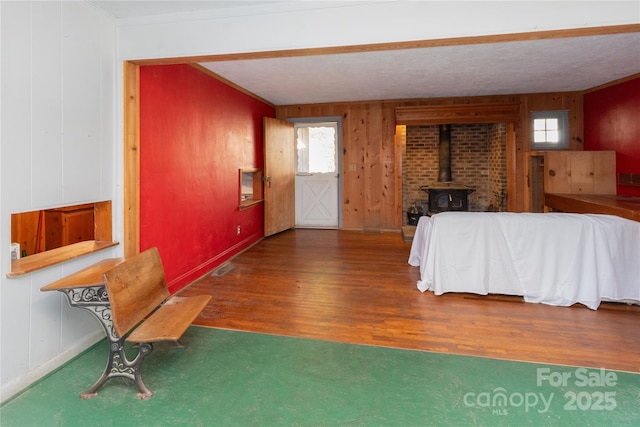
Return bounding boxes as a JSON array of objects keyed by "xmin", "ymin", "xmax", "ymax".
[
  {"xmin": 419, "ymin": 124, "xmax": 475, "ymax": 214},
  {"xmin": 421, "ymin": 184, "xmax": 475, "ymax": 214}
]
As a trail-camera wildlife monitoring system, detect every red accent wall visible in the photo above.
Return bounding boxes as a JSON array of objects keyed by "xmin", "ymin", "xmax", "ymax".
[
  {"xmin": 140, "ymin": 64, "xmax": 274, "ymax": 292},
  {"xmin": 584, "ymin": 77, "xmax": 640, "ymax": 196}
]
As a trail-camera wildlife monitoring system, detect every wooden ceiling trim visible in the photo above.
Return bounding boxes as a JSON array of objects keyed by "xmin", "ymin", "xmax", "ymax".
[{"xmin": 395, "ymin": 103, "xmax": 521, "ymax": 125}]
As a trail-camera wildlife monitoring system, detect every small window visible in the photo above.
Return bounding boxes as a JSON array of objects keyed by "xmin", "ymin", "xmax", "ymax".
[
  {"xmin": 239, "ymin": 168, "xmax": 263, "ymax": 209},
  {"xmin": 531, "ymin": 110, "xmax": 569, "ymax": 150}
]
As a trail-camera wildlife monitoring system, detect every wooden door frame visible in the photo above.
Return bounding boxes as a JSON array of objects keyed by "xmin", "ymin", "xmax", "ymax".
[
  {"xmin": 123, "ymin": 61, "xmax": 140, "ymax": 258},
  {"xmin": 290, "ymin": 117, "xmax": 343, "ymax": 228}
]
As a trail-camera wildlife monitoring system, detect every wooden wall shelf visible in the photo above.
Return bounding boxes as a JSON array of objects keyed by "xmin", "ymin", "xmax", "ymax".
[{"xmin": 7, "ymin": 240, "xmax": 119, "ymax": 277}]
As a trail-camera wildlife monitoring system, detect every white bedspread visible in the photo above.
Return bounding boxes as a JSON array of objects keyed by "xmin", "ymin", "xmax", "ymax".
[{"xmin": 408, "ymin": 212, "xmax": 640, "ymax": 309}]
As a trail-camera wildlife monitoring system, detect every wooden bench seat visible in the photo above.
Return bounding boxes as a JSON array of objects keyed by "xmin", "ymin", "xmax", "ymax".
[
  {"xmin": 126, "ymin": 296, "xmax": 210, "ymax": 343},
  {"xmin": 86, "ymin": 247, "xmax": 210, "ymax": 399}
]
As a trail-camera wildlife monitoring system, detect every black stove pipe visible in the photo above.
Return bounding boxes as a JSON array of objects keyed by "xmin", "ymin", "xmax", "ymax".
[{"xmin": 438, "ymin": 124, "xmax": 452, "ymax": 182}]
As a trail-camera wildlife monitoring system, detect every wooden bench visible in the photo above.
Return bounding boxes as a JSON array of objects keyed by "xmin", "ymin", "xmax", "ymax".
[
  {"xmin": 42, "ymin": 247, "xmax": 211, "ymax": 399},
  {"xmin": 94, "ymin": 247, "xmax": 211, "ymax": 399}
]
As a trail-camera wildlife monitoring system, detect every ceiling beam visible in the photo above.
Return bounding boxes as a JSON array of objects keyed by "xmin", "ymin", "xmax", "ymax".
[{"xmin": 395, "ymin": 103, "xmax": 521, "ymax": 125}]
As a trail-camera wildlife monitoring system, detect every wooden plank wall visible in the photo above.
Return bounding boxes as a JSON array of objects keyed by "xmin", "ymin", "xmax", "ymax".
[{"xmin": 276, "ymin": 92, "xmax": 583, "ymax": 231}]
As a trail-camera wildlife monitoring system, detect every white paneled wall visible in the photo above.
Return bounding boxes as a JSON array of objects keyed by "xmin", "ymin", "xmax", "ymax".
[
  {"xmin": 0, "ymin": 1, "xmax": 117, "ymax": 402},
  {"xmin": 31, "ymin": 1, "xmax": 63, "ymax": 207}
]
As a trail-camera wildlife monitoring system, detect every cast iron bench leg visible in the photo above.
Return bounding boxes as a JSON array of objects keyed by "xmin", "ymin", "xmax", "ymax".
[
  {"xmin": 59, "ymin": 287, "xmax": 156, "ymax": 399},
  {"xmin": 80, "ymin": 340, "xmax": 155, "ymax": 400}
]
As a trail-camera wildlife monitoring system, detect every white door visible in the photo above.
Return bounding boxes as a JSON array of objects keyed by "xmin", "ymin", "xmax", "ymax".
[{"xmin": 294, "ymin": 121, "xmax": 340, "ymax": 228}]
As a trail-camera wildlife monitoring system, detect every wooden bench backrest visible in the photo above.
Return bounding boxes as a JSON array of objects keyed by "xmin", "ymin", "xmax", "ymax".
[{"xmin": 103, "ymin": 247, "xmax": 170, "ymax": 338}]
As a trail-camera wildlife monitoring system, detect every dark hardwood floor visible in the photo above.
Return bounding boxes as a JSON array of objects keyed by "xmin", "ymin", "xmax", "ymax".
[{"xmin": 180, "ymin": 228, "xmax": 640, "ymax": 373}]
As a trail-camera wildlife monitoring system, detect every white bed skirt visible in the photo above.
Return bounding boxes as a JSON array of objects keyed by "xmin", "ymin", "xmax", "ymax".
[{"xmin": 408, "ymin": 212, "xmax": 640, "ymax": 310}]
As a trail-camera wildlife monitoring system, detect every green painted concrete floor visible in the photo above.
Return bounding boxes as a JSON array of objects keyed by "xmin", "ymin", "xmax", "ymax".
[{"xmin": 1, "ymin": 326, "xmax": 638, "ymax": 426}]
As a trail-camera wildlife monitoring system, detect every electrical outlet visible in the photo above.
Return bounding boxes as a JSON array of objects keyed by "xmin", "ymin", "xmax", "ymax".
[{"xmin": 236, "ymin": 226, "xmax": 241, "ymax": 236}]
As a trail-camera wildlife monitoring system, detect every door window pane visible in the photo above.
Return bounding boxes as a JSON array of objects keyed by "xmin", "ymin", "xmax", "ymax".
[{"xmin": 296, "ymin": 125, "xmax": 336, "ymax": 173}]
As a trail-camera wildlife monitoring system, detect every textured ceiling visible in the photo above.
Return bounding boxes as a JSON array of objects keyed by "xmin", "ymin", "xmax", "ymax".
[
  {"xmin": 90, "ymin": 1, "xmax": 640, "ymax": 105},
  {"xmin": 200, "ymin": 33, "xmax": 640, "ymax": 105}
]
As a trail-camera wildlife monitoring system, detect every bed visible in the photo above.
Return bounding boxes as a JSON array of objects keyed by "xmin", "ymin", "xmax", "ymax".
[{"xmin": 408, "ymin": 211, "xmax": 640, "ymax": 309}]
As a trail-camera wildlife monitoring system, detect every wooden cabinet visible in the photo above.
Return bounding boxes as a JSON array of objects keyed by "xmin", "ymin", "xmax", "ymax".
[
  {"xmin": 45, "ymin": 204, "xmax": 95, "ymax": 250},
  {"xmin": 526, "ymin": 151, "xmax": 616, "ymax": 212},
  {"xmin": 544, "ymin": 151, "xmax": 616, "ymax": 195}
]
